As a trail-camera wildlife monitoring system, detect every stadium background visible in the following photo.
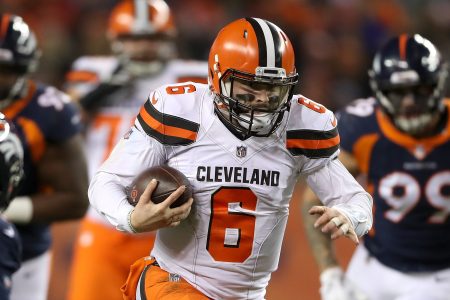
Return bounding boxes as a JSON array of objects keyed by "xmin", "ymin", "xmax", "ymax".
[{"xmin": 1, "ymin": 0, "xmax": 449, "ymax": 299}]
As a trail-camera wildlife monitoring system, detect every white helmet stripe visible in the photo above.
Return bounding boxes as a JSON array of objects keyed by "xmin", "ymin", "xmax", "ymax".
[{"xmin": 133, "ymin": 0, "xmax": 153, "ymax": 33}]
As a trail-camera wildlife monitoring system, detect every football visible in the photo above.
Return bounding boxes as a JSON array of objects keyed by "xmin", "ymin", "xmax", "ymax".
[{"xmin": 126, "ymin": 165, "xmax": 192, "ymax": 208}]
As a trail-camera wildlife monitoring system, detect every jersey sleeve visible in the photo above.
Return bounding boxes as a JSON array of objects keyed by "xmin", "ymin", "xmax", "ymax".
[
  {"xmin": 287, "ymin": 95, "xmax": 340, "ymax": 173},
  {"xmin": 64, "ymin": 56, "xmax": 120, "ymax": 101},
  {"xmin": 90, "ymin": 123, "xmax": 166, "ymax": 232},
  {"xmin": 305, "ymin": 158, "xmax": 373, "ymax": 237},
  {"xmin": 90, "ymin": 82, "xmax": 205, "ymax": 231},
  {"xmin": 135, "ymin": 82, "xmax": 203, "ymax": 146}
]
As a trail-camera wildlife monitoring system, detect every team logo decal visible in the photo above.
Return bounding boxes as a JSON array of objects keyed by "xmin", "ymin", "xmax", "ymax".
[
  {"xmin": 236, "ymin": 145, "xmax": 247, "ymax": 158},
  {"xmin": 123, "ymin": 129, "xmax": 133, "ymax": 139}
]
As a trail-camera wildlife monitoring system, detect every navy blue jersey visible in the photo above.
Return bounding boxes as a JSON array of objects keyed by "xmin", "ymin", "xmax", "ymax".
[
  {"xmin": 3, "ymin": 81, "xmax": 82, "ymax": 261},
  {"xmin": 337, "ymin": 98, "xmax": 450, "ymax": 272},
  {"xmin": 0, "ymin": 217, "xmax": 21, "ymax": 299}
]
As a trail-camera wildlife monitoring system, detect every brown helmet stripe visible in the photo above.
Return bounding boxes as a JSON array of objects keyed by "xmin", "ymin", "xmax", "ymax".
[{"xmin": 246, "ymin": 17, "xmax": 267, "ymax": 67}]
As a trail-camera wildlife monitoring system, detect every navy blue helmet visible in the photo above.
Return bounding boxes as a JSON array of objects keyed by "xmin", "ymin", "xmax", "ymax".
[
  {"xmin": 369, "ymin": 34, "xmax": 448, "ymax": 135},
  {"xmin": 0, "ymin": 14, "xmax": 40, "ymax": 102},
  {"xmin": 0, "ymin": 14, "xmax": 39, "ymax": 74}
]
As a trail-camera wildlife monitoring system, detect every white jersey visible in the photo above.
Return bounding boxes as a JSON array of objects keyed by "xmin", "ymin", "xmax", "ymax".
[
  {"xmin": 89, "ymin": 82, "xmax": 372, "ymax": 299},
  {"xmin": 65, "ymin": 57, "xmax": 208, "ymax": 224}
]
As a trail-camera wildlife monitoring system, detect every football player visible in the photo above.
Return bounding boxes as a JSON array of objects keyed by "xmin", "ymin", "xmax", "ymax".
[
  {"xmin": 302, "ymin": 34, "xmax": 450, "ymax": 300},
  {"xmin": 63, "ymin": 1, "xmax": 208, "ymax": 299},
  {"xmin": 88, "ymin": 17, "xmax": 373, "ymax": 299},
  {"xmin": 0, "ymin": 115, "xmax": 24, "ymax": 300},
  {"xmin": 0, "ymin": 14, "xmax": 89, "ymax": 300}
]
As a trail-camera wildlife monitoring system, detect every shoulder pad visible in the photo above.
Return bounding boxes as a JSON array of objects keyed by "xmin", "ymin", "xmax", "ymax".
[
  {"xmin": 286, "ymin": 95, "xmax": 339, "ymax": 158},
  {"xmin": 136, "ymin": 82, "xmax": 207, "ymax": 146},
  {"xmin": 35, "ymin": 84, "xmax": 72, "ymax": 111},
  {"xmin": 338, "ymin": 97, "xmax": 377, "ymax": 120},
  {"xmin": 336, "ymin": 97, "xmax": 379, "ymax": 152},
  {"xmin": 67, "ymin": 56, "xmax": 119, "ymax": 83},
  {"xmin": 64, "ymin": 56, "xmax": 120, "ymax": 101},
  {"xmin": 26, "ymin": 83, "xmax": 82, "ymax": 142},
  {"xmin": 167, "ymin": 59, "xmax": 208, "ymax": 84}
]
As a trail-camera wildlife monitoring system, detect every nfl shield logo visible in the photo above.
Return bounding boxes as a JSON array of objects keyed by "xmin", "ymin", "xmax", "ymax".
[{"xmin": 236, "ymin": 146, "xmax": 247, "ymax": 158}]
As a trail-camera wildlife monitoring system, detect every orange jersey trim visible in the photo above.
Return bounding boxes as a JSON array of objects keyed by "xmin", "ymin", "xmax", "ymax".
[
  {"xmin": 3, "ymin": 81, "xmax": 37, "ymax": 119},
  {"xmin": 17, "ymin": 117, "xmax": 46, "ymax": 163},
  {"xmin": 353, "ymin": 133, "xmax": 379, "ymax": 174},
  {"xmin": 287, "ymin": 134, "xmax": 340, "ymax": 150},
  {"xmin": 138, "ymin": 106, "xmax": 197, "ymax": 141},
  {"xmin": 376, "ymin": 103, "xmax": 450, "ymax": 159},
  {"xmin": 65, "ymin": 70, "xmax": 99, "ymax": 83}
]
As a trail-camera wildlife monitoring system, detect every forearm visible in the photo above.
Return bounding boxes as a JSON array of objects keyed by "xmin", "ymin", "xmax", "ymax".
[
  {"xmin": 19, "ymin": 135, "xmax": 90, "ymax": 223},
  {"xmin": 31, "ymin": 192, "xmax": 88, "ymax": 222},
  {"xmin": 306, "ymin": 159, "xmax": 373, "ymax": 237},
  {"xmin": 302, "ymin": 188, "xmax": 339, "ymax": 272},
  {"xmin": 88, "ymin": 172, "xmax": 135, "ymax": 233},
  {"xmin": 4, "ymin": 191, "xmax": 88, "ymax": 224}
]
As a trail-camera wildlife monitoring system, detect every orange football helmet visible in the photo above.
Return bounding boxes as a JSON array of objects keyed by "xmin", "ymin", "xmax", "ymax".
[
  {"xmin": 208, "ymin": 18, "xmax": 298, "ymax": 139},
  {"xmin": 108, "ymin": 0, "xmax": 176, "ymax": 39},
  {"xmin": 107, "ymin": 0, "xmax": 177, "ymax": 73}
]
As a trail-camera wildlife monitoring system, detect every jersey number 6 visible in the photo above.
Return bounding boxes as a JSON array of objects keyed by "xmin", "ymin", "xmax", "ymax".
[
  {"xmin": 166, "ymin": 83, "xmax": 196, "ymax": 95},
  {"xmin": 207, "ymin": 187, "xmax": 257, "ymax": 263}
]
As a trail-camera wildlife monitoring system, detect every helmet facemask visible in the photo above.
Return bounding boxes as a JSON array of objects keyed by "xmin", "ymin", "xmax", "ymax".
[
  {"xmin": 214, "ymin": 67, "xmax": 297, "ymax": 139},
  {"xmin": 0, "ymin": 115, "xmax": 24, "ymax": 211},
  {"xmin": 370, "ymin": 65, "xmax": 448, "ymax": 137},
  {"xmin": 111, "ymin": 33, "xmax": 177, "ymax": 77}
]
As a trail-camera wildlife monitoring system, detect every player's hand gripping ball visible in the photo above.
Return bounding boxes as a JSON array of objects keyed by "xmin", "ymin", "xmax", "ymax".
[{"xmin": 126, "ymin": 165, "xmax": 192, "ymax": 208}]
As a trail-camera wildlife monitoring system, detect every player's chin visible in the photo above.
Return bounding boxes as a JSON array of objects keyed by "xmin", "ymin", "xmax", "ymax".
[{"xmin": 169, "ymin": 221, "xmax": 181, "ymax": 227}]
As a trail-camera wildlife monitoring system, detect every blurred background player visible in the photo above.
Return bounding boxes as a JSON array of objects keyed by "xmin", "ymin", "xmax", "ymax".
[
  {"xmin": 63, "ymin": 0, "xmax": 208, "ymax": 299},
  {"xmin": 0, "ymin": 114, "xmax": 24, "ymax": 300},
  {"xmin": 0, "ymin": 14, "xmax": 89, "ymax": 300},
  {"xmin": 302, "ymin": 34, "xmax": 450, "ymax": 300}
]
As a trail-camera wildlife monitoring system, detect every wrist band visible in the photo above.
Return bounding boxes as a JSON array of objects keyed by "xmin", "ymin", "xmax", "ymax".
[
  {"xmin": 3, "ymin": 196, "xmax": 33, "ymax": 224},
  {"xmin": 127, "ymin": 209, "xmax": 138, "ymax": 233}
]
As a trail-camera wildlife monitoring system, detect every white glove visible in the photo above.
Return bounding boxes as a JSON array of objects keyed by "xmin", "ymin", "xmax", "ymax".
[{"xmin": 319, "ymin": 267, "xmax": 369, "ymax": 300}]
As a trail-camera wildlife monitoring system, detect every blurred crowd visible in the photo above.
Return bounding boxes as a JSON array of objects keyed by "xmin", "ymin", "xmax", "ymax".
[{"xmin": 1, "ymin": 0, "xmax": 449, "ymax": 111}]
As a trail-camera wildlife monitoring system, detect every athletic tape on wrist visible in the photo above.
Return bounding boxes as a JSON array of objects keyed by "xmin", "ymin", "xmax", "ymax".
[{"xmin": 3, "ymin": 196, "xmax": 33, "ymax": 224}]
